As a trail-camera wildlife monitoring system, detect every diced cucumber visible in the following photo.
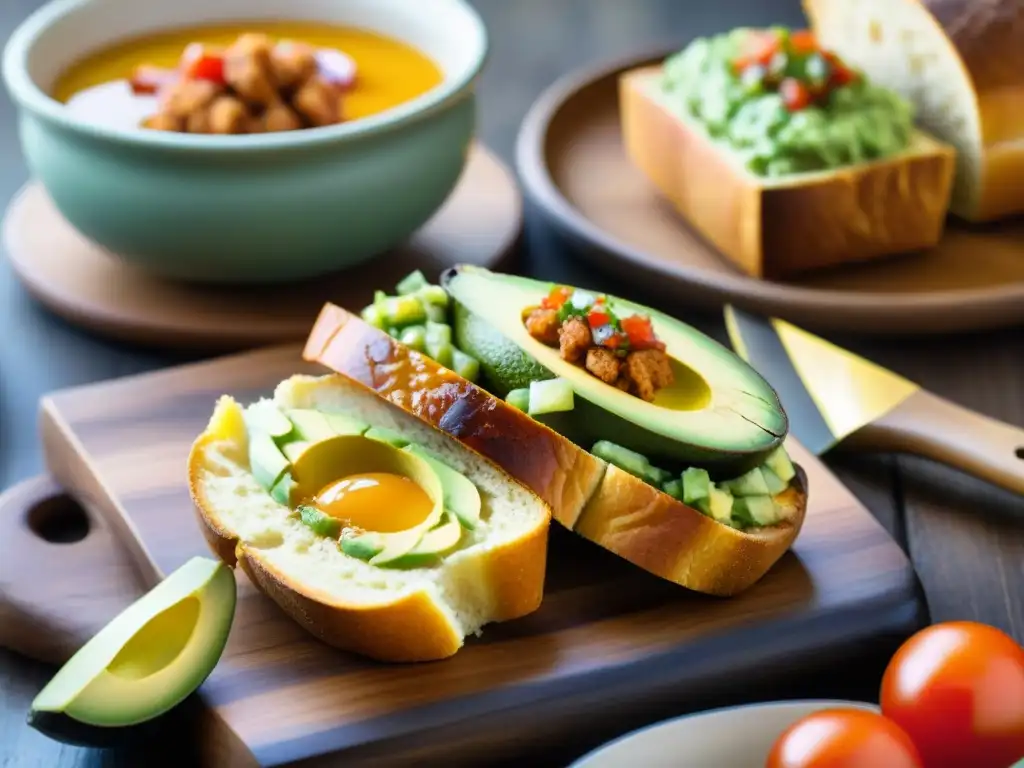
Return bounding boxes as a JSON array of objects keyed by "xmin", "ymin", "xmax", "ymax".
[
  {"xmin": 682, "ymin": 467, "xmax": 712, "ymax": 505},
  {"xmin": 698, "ymin": 486, "xmax": 735, "ymax": 525},
  {"xmin": 643, "ymin": 465, "xmax": 671, "ymax": 487},
  {"xmin": 425, "ymin": 321, "xmax": 454, "ymax": 367},
  {"xmin": 360, "ymin": 304, "xmax": 385, "ymax": 329},
  {"xmin": 364, "ymin": 426, "xmax": 410, "ymax": 447},
  {"xmin": 298, "ymin": 504, "xmax": 342, "ymax": 538},
  {"xmin": 760, "ymin": 465, "xmax": 789, "ymax": 496},
  {"xmin": 732, "ymin": 496, "xmax": 779, "ymax": 527},
  {"xmin": 452, "ymin": 349, "xmax": 480, "ymax": 382},
  {"xmin": 505, "ymin": 388, "xmax": 530, "ymax": 412},
  {"xmin": 417, "ymin": 284, "xmax": 449, "ymax": 308},
  {"xmin": 424, "ymin": 303, "xmax": 448, "ymax": 323},
  {"xmin": 721, "ymin": 467, "xmax": 771, "ymax": 497},
  {"xmin": 399, "ymin": 324, "xmax": 427, "ymax": 352},
  {"xmin": 591, "ymin": 439, "xmax": 650, "ymax": 479},
  {"xmin": 764, "ymin": 446, "xmax": 796, "ymax": 483},
  {"xmin": 395, "ymin": 269, "xmax": 428, "ymax": 295},
  {"xmin": 528, "ymin": 378, "xmax": 575, "ymax": 416},
  {"xmin": 377, "ymin": 293, "xmax": 426, "ymax": 328},
  {"xmin": 662, "ymin": 478, "xmax": 685, "ymax": 500}
]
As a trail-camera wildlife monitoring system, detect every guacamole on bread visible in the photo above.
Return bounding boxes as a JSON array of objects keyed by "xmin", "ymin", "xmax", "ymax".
[
  {"xmin": 660, "ymin": 27, "xmax": 914, "ymax": 176},
  {"xmin": 351, "ymin": 268, "xmax": 799, "ymax": 533}
]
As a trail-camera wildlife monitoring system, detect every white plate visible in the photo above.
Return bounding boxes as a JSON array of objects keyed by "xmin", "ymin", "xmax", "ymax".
[{"xmin": 569, "ymin": 700, "xmax": 880, "ymax": 768}]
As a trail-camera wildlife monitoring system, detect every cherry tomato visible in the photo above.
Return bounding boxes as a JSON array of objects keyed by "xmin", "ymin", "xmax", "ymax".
[
  {"xmin": 540, "ymin": 286, "xmax": 572, "ymax": 310},
  {"xmin": 880, "ymin": 621, "xmax": 1024, "ymax": 768},
  {"xmin": 766, "ymin": 708, "xmax": 923, "ymax": 768},
  {"xmin": 780, "ymin": 77, "xmax": 812, "ymax": 111},
  {"xmin": 733, "ymin": 30, "xmax": 781, "ymax": 73}
]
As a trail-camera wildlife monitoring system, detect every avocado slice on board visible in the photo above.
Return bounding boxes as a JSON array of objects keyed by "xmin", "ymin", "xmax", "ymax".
[
  {"xmin": 443, "ymin": 266, "xmax": 787, "ymax": 475},
  {"xmin": 28, "ymin": 557, "xmax": 236, "ymax": 746}
]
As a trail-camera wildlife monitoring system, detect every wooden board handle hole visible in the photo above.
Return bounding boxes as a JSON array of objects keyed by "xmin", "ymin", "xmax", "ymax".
[{"xmin": 26, "ymin": 493, "xmax": 91, "ymax": 544}]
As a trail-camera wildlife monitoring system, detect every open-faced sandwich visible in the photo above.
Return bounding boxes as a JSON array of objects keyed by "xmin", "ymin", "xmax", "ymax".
[
  {"xmin": 187, "ymin": 373, "xmax": 551, "ymax": 662},
  {"xmin": 803, "ymin": 0, "xmax": 1024, "ymax": 223},
  {"xmin": 303, "ymin": 267, "xmax": 809, "ymax": 597},
  {"xmin": 619, "ymin": 26, "xmax": 956, "ymax": 279}
]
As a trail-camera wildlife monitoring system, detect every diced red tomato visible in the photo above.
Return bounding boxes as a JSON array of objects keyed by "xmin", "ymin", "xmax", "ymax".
[
  {"xmin": 788, "ymin": 30, "xmax": 817, "ymax": 54},
  {"xmin": 180, "ymin": 44, "xmax": 226, "ymax": 85},
  {"xmin": 588, "ymin": 309, "xmax": 611, "ymax": 329},
  {"xmin": 830, "ymin": 64, "xmax": 857, "ymax": 87},
  {"xmin": 780, "ymin": 77, "xmax": 812, "ymax": 110},
  {"xmin": 540, "ymin": 286, "xmax": 572, "ymax": 310},
  {"xmin": 128, "ymin": 65, "xmax": 175, "ymax": 95},
  {"xmin": 604, "ymin": 333, "xmax": 625, "ymax": 350}
]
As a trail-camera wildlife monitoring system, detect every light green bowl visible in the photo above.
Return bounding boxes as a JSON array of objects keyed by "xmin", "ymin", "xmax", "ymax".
[{"xmin": 2, "ymin": 0, "xmax": 488, "ymax": 283}]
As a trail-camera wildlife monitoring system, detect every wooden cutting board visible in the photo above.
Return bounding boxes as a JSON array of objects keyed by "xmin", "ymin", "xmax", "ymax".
[{"xmin": 9, "ymin": 343, "xmax": 920, "ymax": 766}]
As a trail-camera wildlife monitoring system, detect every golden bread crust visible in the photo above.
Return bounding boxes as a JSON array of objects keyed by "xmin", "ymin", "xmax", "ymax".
[
  {"xmin": 303, "ymin": 303, "xmax": 809, "ymax": 597},
  {"xmin": 619, "ymin": 67, "xmax": 955, "ymax": 278}
]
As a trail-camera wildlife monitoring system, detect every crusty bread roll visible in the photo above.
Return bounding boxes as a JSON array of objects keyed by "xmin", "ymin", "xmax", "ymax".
[
  {"xmin": 804, "ymin": 0, "xmax": 1024, "ymax": 222},
  {"xmin": 619, "ymin": 67, "xmax": 956, "ymax": 279},
  {"xmin": 303, "ymin": 303, "xmax": 809, "ymax": 597},
  {"xmin": 187, "ymin": 374, "xmax": 550, "ymax": 662}
]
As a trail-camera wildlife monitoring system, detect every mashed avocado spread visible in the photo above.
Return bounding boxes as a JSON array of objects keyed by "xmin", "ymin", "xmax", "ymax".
[{"xmin": 660, "ymin": 27, "xmax": 914, "ymax": 177}]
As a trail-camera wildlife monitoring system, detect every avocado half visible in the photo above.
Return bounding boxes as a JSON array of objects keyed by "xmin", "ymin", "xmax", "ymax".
[
  {"xmin": 443, "ymin": 265, "xmax": 788, "ymax": 476},
  {"xmin": 28, "ymin": 556, "xmax": 236, "ymax": 746}
]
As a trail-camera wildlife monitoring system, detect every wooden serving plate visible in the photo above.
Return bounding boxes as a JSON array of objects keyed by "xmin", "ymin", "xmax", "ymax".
[
  {"xmin": 516, "ymin": 52, "xmax": 1024, "ymax": 335},
  {"xmin": 1, "ymin": 143, "xmax": 521, "ymax": 352},
  {"xmin": 0, "ymin": 343, "xmax": 921, "ymax": 765}
]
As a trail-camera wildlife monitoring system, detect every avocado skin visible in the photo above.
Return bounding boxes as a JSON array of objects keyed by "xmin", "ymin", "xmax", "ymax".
[{"xmin": 446, "ymin": 278, "xmax": 777, "ymax": 477}]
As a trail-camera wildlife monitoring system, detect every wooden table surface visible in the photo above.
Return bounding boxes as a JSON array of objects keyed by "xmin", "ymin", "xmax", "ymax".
[{"xmin": 0, "ymin": 1, "xmax": 1021, "ymax": 766}]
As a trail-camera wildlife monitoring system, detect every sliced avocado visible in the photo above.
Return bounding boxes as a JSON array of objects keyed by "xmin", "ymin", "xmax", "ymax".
[
  {"xmin": 286, "ymin": 409, "xmax": 338, "ymax": 443},
  {"xmin": 387, "ymin": 514, "xmax": 464, "ymax": 568},
  {"xmin": 339, "ymin": 533, "xmax": 382, "ymax": 561},
  {"xmin": 28, "ymin": 557, "xmax": 235, "ymax": 746},
  {"xmin": 732, "ymin": 495, "xmax": 779, "ymax": 527},
  {"xmin": 270, "ymin": 472, "xmax": 296, "ymax": 507},
  {"xmin": 282, "ymin": 441, "xmax": 311, "ymax": 464},
  {"xmin": 760, "ymin": 464, "xmax": 789, "ymax": 496},
  {"xmin": 325, "ymin": 412, "xmax": 370, "ymax": 436},
  {"xmin": 364, "ymin": 426, "xmax": 410, "ymax": 448},
  {"xmin": 249, "ymin": 432, "xmax": 289, "ymax": 491},
  {"xmin": 721, "ymin": 467, "xmax": 771, "ymax": 497},
  {"xmin": 444, "ymin": 266, "xmax": 787, "ymax": 475},
  {"xmin": 298, "ymin": 504, "xmax": 342, "ymax": 538},
  {"xmin": 341, "ymin": 527, "xmax": 428, "ymax": 566},
  {"xmin": 764, "ymin": 445, "xmax": 796, "ymax": 483},
  {"xmin": 682, "ymin": 467, "xmax": 712, "ymax": 506},
  {"xmin": 403, "ymin": 444, "xmax": 481, "ymax": 530},
  {"xmin": 698, "ymin": 486, "xmax": 735, "ymax": 525},
  {"xmin": 244, "ymin": 401, "xmax": 294, "ymax": 439}
]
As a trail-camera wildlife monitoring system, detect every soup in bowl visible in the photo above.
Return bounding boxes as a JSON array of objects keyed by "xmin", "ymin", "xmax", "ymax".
[{"xmin": 3, "ymin": 0, "xmax": 487, "ymax": 283}]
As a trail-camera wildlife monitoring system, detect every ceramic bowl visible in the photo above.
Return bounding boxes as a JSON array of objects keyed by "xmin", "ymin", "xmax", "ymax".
[
  {"xmin": 569, "ymin": 700, "xmax": 881, "ymax": 767},
  {"xmin": 3, "ymin": 0, "xmax": 487, "ymax": 283}
]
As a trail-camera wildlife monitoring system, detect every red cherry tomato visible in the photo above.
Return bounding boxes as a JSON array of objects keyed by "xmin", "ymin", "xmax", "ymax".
[
  {"xmin": 780, "ymin": 77, "xmax": 812, "ymax": 111},
  {"xmin": 880, "ymin": 621, "xmax": 1024, "ymax": 768},
  {"xmin": 766, "ymin": 708, "xmax": 923, "ymax": 768},
  {"xmin": 733, "ymin": 30, "xmax": 781, "ymax": 73}
]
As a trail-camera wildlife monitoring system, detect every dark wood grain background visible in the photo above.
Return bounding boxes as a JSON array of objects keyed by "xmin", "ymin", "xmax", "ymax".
[{"xmin": 1, "ymin": 1, "xmax": 1021, "ymax": 766}]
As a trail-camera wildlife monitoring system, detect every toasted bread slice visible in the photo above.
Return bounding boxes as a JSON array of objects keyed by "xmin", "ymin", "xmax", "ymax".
[
  {"xmin": 303, "ymin": 303, "xmax": 808, "ymax": 597},
  {"xmin": 804, "ymin": 0, "xmax": 1024, "ymax": 222},
  {"xmin": 619, "ymin": 66, "xmax": 956, "ymax": 279},
  {"xmin": 187, "ymin": 374, "xmax": 551, "ymax": 662}
]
